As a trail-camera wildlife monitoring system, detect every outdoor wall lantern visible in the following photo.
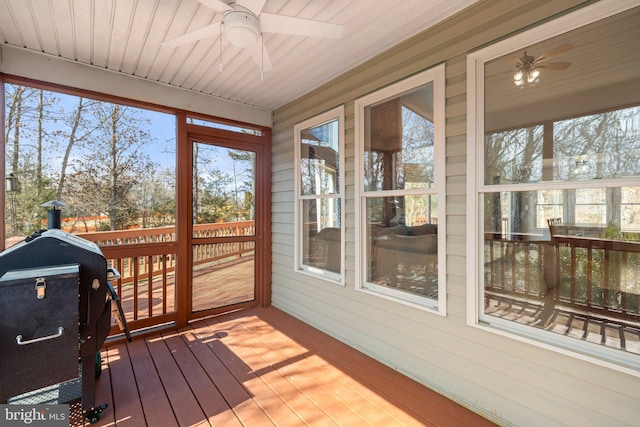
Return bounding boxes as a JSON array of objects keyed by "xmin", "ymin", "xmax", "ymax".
[{"xmin": 5, "ymin": 173, "xmax": 20, "ymax": 236}]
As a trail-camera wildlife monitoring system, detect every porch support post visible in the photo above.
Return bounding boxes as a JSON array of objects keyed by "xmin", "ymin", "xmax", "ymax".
[{"xmin": 176, "ymin": 112, "xmax": 191, "ymax": 328}]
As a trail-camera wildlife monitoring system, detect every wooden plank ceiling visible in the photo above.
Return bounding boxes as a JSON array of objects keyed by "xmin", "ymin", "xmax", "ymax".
[{"xmin": 0, "ymin": 0, "xmax": 478, "ymax": 111}]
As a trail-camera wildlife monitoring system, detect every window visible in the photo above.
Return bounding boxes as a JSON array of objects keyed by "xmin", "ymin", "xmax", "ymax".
[
  {"xmin": 294, "ymin": 106, "xmax": 345, "ymax": 283},
  {"xmin": 468, "ymin": 1, "xmax": 640, "ymax": 370},
  {"xmin": 355, "ymin": 65, "xmax": 446, "ymax": 313}
]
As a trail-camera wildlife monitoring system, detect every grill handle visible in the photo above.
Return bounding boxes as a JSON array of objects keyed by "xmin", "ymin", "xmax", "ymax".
[
  {"xmin": 16, "ymin": 326, "xmax": 64, "ymax": 345},
  {"xmin": 107, "ymin": 267, "xmax": 121, "ymax": 280}
]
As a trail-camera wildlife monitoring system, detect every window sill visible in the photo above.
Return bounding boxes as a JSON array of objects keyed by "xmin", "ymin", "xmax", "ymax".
[{"xmin": 471, "ymin": 316, "xmax": 640, "ymax": 377}]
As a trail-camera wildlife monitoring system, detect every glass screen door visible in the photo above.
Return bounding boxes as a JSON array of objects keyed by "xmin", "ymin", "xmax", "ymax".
[{"xmin": 190, "ymin": 140, "xmax": 259, "ymax": 316}]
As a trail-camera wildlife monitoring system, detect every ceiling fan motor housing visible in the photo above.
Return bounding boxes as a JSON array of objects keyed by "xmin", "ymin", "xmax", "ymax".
[{"xmin": 224, "ymin": 10, "xmax": 260, "ymax": 48}]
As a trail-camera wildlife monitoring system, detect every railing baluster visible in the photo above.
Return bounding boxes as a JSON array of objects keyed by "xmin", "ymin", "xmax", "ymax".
[
  {"xmin": 510, "ymin": 241, "xmax": 516, "ymax": 292},
  {"xmin": 570, "ymin": 245, "xmax": 576, "ymax": 304},
  {"xmin": 603, "ymin": 249, "xmax": 610, "ymax": 312},
  {"xmin": 500, "ymin": 240, "xmax": 506, "ymax": 291},
  {"xmin": 524, "ymin": 243, "xmax": 530, "ymax": 295},
  {"xmin": 133, "ymin": 256, "xmax": 139, "ymax": 321},
  {"xmin": 117, "ymin": 258, "xmax": 124, "ymax": 300},
  {"xmin": 587, "ymin": 247, "xmax": 593, "ymax": 310},
  {"xmin": 147, "ymin": 255, "xmax": 153, "ymax": 318},
  {"xmin": 162, "ymin": 254, "xmax": 168, "ymax": 314}
]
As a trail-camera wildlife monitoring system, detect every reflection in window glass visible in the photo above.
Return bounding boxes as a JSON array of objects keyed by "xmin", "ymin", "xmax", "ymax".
[
  {"xmin": 366, "ymin": 195, "xmax": 438, "ymax": 298},
  {"xmin": 300, "ymin": 120, "xmax": 339, "ymax": 195},
  {"xmin": 357, "ymin": 65, "xmax": 444, "ymax": 311},
  {"xmin": 553, "ymin": 108, "xmax": 640, "ymax": 181},
  {"xmin": 535, "ymin": 190, "xmax": 563, "ymax": 229},
  {"xmin": 301, "ymin": 199, "xmax": 341, "ymax": 273},
  {"xmin": 622, "ymin": 187, "xmax": 640, "ymax": 233},
  {"xmin": 575, "ymin": 188, "xmax": 606, "ymax": 225},
  {"xmin": 479, "ymin": 7, "xmax": 640, "ymax": 360},
  {"xmin": 364, "ymin": 84, "xmax": 435, "ymax": 192},
  {"xmin": 484, "ymin": 106, "xmax": 640, "ymax": 185},
  {"xmin": 484, "ymin": 189, "xmax": 640, "ymax": 347},
  {"xmin": 295, "ymin": 107, "xmax": 344, "ymax": 280},
  {"xmin": 485, "ymin": 125, "xmax": 544, "ymax": 185}
]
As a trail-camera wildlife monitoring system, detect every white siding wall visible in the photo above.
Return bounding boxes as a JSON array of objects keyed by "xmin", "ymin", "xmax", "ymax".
[{"xmin": 271, "ymin": 1, "xmax": 640, "ymax": 425}]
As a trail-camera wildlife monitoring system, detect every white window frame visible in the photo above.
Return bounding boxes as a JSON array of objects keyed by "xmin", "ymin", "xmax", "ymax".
[
  {"xmin": 355, "ymin": 64, "xmax": 447, "ymax": 315},
  {"xmin": 293, "ymin": 105, "xmax": 345, "ymax": 285},
  {"xmin": 466, "ymin": 0, "xmax": 640, "ymax": 375}
]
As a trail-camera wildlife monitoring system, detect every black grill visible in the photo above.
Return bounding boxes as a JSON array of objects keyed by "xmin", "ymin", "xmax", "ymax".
[{"xmin": 0, "ymin": 228, "xmax": 116, "ymax": 422}]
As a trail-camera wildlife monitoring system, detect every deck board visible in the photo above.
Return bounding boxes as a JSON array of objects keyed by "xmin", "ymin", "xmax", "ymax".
[
  {"xmin": 164, "ymin": 331, "xmax": 243, "ymax": 427},
  {"xmin": 127, "ymin": 338, "xmax": 177, "ymax": 427},
  {"xmin": 88, "ymin": 306, "xmax": 495, "ymax": 427},
  {"xmin": 109, "ymin": 343, "xmax": 148, "ymax": 427},
  {"xmin": 147, "ymin": 333, "xmax": 207, "ymax": 426}
]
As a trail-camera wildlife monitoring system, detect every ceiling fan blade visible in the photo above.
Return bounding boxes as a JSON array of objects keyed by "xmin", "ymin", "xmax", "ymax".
[
  {"xmin": 162, "ymin": 22, "xmax": 222, "ymax": 47},
  {"xmin": 535, "ymin": 44, "xmax": 573, "ymax": 63},
  {"xmin": 196, "ymin": 0, "xmax": 232, "ymax": 13},
  {"xmin": 260, "ymin": 13, "xmax": 344, "ymax": 39},
  {"xmin": 247, "ymin": 41, "xmax": 273, "ymax": 72},
  {"xmin": 538, "ymin": 62, "xmax": 572, "ymax": 70},
  {"xmin": 236, "ymin": 0, "xmax": 268, "ymax": 16}
]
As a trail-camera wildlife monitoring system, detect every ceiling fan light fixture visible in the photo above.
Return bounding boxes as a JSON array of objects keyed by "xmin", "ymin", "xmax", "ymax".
[
  {"xmin": 513, "ymin": 67, "xmax": 540, "ymax": 86},
  {"xmin": 224, "ymin": 11, "xmax": 260, "ymax": 48},
  {"xmin": 513, "ymin": 70, "xmax": 523, "ymax": 83},
  {"xmin": 527, "ymin": 69, "xmax": 540, "ymax": 83}
]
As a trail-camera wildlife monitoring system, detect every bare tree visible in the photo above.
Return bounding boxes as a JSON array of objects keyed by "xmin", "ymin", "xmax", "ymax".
[
  {"xmin": 65, "ymin": 103, "xmax": 157, "ymax": 230},
  {"xmin": 56, "ymin": 97, "xmax": 103, "ymax": 200}
]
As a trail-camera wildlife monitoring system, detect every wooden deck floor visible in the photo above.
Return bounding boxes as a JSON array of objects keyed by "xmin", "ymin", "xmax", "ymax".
[{"xmin": 84, "ymin": 306, "xmax": 495, "ymax": 427}]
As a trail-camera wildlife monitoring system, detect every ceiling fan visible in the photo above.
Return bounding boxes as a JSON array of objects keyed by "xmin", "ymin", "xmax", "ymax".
[
  {"xmin": 163, "ymin": 0, "xmax": 344, "ymax": 74},
  {"xmin": 506, "ymin": 43, "xmax": 573, "ymax": 86}
]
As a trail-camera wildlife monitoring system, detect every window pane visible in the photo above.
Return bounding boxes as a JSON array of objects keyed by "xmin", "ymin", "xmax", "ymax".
[
  {"xmin": 553, "ymin": 108, "xmax": 640, "ymax": 181},
  {"xmin": 483, "ymin": 7, "xmax": 640, "ymax": 186},
  {"xmin": 366, "ymin": 195, "xmax": 438, "ymax": 297},
  {"xmin": 575, "ymin": 188, "xmax": 606, "ymax": 225},
  {"xmin": 535, "ymin": 190, "xmax": 563, "ymax": 229},
  {"xmin": 300, "ymin": 119, "xmax": 340, "ymax": 195},
  {"xmin": 363, "ymin": 83, "xmax": 435, "ymax": 192},
  {"xmin": 622, "ymin": 187, "xmax": 640, "ymax": 234},
  {"xmin": 483, "ymin": 188, "xmax": 640, "ymax": 355},
  {"xmin": 484, "ymin": 107, "xmax": 640, "ymax": 185},
  {"xmin": 484, "ymin": 125, "xmax": 544, "ymax": 184},
  {"xmin": 301, "ymin": 199, "xmax": 341, "ymax": 273}
]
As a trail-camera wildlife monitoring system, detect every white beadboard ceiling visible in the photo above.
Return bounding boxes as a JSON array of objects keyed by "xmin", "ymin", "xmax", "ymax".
[{"xmin": 0, "ymin": 0, "xmax": 478, "ymax": 111}]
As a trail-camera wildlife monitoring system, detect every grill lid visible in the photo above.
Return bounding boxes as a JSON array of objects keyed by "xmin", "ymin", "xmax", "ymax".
[{"xmin": 2, "ymin": 228, "xmax": 102, "ymax": 258}]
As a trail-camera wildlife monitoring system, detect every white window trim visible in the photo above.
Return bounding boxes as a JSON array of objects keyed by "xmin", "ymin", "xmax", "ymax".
[
  {"xmin": 355, "ymin": 64, "xmax": 447, "ymax": 315},
  {"xmin": 466, "ymin": 0, "xmax": 640, "ymax": 375},
  {"xmin": 293, "ymin": 105, "xmax": 346, "ymax": 285}
]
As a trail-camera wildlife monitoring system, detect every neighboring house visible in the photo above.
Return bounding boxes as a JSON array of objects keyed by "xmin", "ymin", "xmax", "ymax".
[{"xmin": 1, "ymin": 0, "xmax": 639, "ymax": 425}]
